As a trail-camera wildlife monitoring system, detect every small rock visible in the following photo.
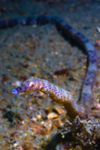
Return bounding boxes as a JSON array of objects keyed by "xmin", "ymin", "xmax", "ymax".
[
  {"xmin": 47, "ymin": 112, "xmax": 58, "ymax": 119},
  {"xmin": 96, "ymin": 27, "xmax": 100, "ymax": 33},
  {"xmin": 54, "ymin": 106, "xmax": 65, "ymax": 114},
  {"xmin": 44, "ymin": 120, "xmax": 52, "ymax": 131}
]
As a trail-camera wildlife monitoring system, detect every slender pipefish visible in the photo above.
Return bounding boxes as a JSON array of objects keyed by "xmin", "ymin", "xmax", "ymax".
[{"xmin": 0, "ymin": 16, "xmax": 97, "ymax": 120}]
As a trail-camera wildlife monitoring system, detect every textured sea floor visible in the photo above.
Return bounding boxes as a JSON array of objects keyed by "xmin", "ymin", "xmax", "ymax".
[{"xmin": 0, "ymin": 0, "xmax": 100, "ymax": 149}]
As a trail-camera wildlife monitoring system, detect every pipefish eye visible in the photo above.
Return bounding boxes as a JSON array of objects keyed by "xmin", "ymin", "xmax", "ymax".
[{"xmin": 29, "ymin": 82, "xmax": 34, "ymax": 88}]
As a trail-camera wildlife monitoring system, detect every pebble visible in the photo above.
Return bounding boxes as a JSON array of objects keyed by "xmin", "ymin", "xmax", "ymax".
[{"xmin": 47, "ymin": 112, "xmax": 58, "ymax": 119}]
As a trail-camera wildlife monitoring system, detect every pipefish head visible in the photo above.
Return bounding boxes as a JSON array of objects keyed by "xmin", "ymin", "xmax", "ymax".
[
  {"xmin": 23, "ymin": 76, "xmax": 40, "ymax": 92},
  {"xmin": 12, "ymin": 77, "xmax": 39, "ymax": 95},
  {"xmin": 12, "ymin": 77, "xmax": 40, "ymax": 95}
]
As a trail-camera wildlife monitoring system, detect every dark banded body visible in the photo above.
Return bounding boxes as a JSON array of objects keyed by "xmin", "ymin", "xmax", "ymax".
[{"xmin": 1, "ymin": 16, "xmax": 96, "ymax": 119}]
